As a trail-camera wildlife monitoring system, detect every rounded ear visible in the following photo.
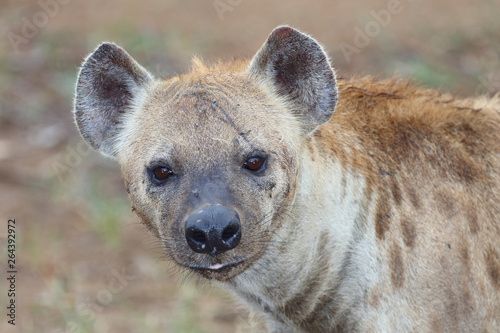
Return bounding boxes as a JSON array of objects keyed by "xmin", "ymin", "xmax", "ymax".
[
  {"xmin": 74, "ymin": 43, "xmax": 154, "ymax": 158},
  {"xmin": 248, "ymin": 26, "xmax": 337, "ymax": 133}
]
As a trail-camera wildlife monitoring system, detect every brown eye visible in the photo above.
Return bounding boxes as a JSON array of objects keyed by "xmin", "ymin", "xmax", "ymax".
[
  {"xmin": 151, "ymin": 165, "xmax": 173, "ymax": 182},
  {"xmin": 243, "ymin": 156, "xmax": 266, "ymax": 172}
]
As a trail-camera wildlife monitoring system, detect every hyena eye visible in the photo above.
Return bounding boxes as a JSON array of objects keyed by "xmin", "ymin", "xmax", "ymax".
[
  {"xmin": 149, "ymin": 165, "xmax": 174, "ymax": 183},
  {"xmin": 243, "ymin": 156, "xmax": 267, "ymax": 172}
]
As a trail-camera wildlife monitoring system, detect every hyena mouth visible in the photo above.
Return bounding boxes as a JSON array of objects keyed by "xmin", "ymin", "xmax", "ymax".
[
  {"xmin": 187, "ymin": 258, "xmax": 246, "ymax": 279},
  {"xmin": 188, "ymin": 258, "xmax": 245, "ymax": 273}
]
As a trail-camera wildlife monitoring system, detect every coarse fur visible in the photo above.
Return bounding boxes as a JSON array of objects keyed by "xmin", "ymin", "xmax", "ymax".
[{"xmin": 74, "ymin": 26, "xmax": 500, "ymax": 332}]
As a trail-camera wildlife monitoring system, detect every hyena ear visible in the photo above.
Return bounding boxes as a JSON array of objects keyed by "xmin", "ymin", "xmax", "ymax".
[
  {"xmin": 74, "ymin": 43, "xmax": 154, "ymax": 158},
  {"xmin": 248, "ymin": 26, "xmax": 337, "ymax": 133}
]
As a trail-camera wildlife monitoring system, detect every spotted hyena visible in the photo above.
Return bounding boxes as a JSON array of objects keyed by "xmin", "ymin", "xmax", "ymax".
[{"xmin": 74, "ymin": 26, "xmax": 500, "ymax": 332}]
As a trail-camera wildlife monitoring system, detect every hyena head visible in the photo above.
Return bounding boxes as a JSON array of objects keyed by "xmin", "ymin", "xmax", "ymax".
[{"xmin": 74, "ymin": 26, "xmax": 337, "ymax": 280}]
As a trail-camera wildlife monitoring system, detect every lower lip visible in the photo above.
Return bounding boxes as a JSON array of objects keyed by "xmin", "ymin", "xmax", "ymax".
[
  {"xmin": 189, "ymin": 259, "xmax": 245, "ymax": 272},
  {"xmin": 208, "ymin": 263, "xmax": 225, "ymax": 270}
]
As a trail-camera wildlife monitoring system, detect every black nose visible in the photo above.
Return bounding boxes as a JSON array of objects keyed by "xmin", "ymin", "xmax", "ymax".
[{"xmin": 185, "ymin": 205, "xmax": 241, "ymax": 255}]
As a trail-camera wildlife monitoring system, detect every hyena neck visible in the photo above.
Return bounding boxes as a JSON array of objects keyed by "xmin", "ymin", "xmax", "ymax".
[{"xmin": 229, "ymin": 135, "xmax": 373, "ymax": 330}]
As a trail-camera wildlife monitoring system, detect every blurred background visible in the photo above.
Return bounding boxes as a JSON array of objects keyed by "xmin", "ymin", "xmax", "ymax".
[{"xmin": 0, "ymin": 0, "xmax": 499, "ymax": 332}]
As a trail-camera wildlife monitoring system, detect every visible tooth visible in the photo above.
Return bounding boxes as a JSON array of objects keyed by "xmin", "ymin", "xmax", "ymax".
[{"xmin": 209, "ymin": 263, "xmax": 224, "ymax": 270}]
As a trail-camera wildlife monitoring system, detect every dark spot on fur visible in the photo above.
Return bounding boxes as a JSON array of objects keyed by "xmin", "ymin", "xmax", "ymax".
[
  {"xmin": 301, "ymin": 287, "xmax": 342, "ymax": 331},
  {"xmin": 313, "ymin": 130, "xmax": 322, "ymax": 138},
  {"xmin": 280, "ymin": 233, "xmax": 330, "ymax": 327},
  {"xmin": 461, "ymin": 287, "xmax": 473, "ymax": 315},
  {"xmin": 431, "ymin": 317, "xmax": 443, "ymax": 332},
  {"xmin": 390, "ymin": 178, "xmax": 402, "ymax": 205},
  {"xmin": 453, "ymin": 157, "xmax": 476, "ymax": 183},
  {"xmin": 389, "ymin": 243, "xmax": 405, "ymax": 289},
  {"xmin": 406, "ymin": 186, "xmax": 421, "ymax": 209},
  {"xmin": 307, "ymin": 139, "xmax": 315, "ymax": 161},
  {"xmin": 485, "ymin": 247, "xmax": 500, "ymax": 290},
  {"xmin": 375, "ymin": 198, "xmax": 391, "ymax": 240},
  {"xmin": 368, "ymin": 287, "xmax": 381, "ymax": 307},
  {"xmin": 435, "ymin": 190, "xmax": 455, "ymax": 218},
  {"xmin": 282, "ymin": 183, "xmax": 291, "ymax": 199},
  {"xmin": 401, "ymin": 218, "xmax": 416, "ymax": 248},
  {"xmin": 265, "ymin": 182, "xmax": 276, "ymax": 191},
  {"xmin": 466, "ymin": 202, "xmax": 479, "ymax": 234},
  {"xmin": 241, "ymin": 292, "xmax": 278, "ymax": 320},
  {"xmin": 459, "ymin": 244, "xmax": 470, "ymax": 270},
  {"xmin": 443, "ymin": 288, "xmax": 460, "ymax": 331},
  {"xmin": 265, "ymin": 181, "xmax": 276, "ymax": 198},
  {"xmin": 340, "ymin": 172, "xmax": 347, "ymax": 199}
]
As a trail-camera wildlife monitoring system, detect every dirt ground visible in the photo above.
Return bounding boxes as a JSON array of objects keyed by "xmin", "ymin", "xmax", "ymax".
[{"xmin": 0, "ymin": 0, "xmax": 499, "ymax": 332}]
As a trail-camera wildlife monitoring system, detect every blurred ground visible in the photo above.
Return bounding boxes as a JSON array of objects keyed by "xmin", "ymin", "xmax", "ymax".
[{"xmin": 0, "ymin": 0, "xmax": 499, "ymax": 332}]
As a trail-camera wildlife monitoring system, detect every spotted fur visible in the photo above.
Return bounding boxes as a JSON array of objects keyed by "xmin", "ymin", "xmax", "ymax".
[{"xmin": 74, "ymin": 26, "xmax": 500, "ymax": 332}]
